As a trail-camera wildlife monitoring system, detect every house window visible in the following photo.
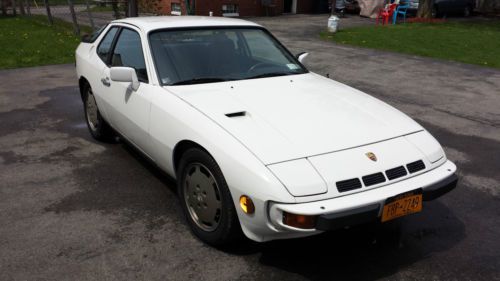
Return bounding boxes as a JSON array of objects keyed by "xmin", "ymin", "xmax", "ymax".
[
  {"xmin": 222, "ymin": 4, "xmax": 239, "ymax": 16},
  {"xmin": 171, "ymin": 3, "xmax": 181, "ymax": 15}
]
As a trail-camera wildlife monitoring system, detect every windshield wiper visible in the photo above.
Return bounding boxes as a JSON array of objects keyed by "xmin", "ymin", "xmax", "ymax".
[
  {"xmin": 246, "ymin": 72, "xmax": 295, "ymax": 80},
  {"xmin": 169, "ymin": 78, "xmax": 232, "ymax": 86}
]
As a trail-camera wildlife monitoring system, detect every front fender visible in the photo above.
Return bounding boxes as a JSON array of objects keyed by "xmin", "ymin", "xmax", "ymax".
[{"xmin": 148, "ymin": 87, "xmax": 295, "ymax": 241}]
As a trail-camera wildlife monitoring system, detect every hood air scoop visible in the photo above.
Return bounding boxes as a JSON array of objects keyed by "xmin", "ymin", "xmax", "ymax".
[{"xmin": 225, "ymin": 111, "xmax": 247, "ymax": 118}]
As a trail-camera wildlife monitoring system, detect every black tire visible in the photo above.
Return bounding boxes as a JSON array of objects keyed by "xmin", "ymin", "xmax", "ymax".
[
  {"xmin": 82, "ymin": 84, "xmax": 115, "ymax": 142},
  {"xmin": 177, "ymin": 148, "xmax": 243, "ymax": 246}
]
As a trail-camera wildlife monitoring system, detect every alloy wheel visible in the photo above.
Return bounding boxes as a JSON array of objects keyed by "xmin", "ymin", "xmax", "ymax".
[
  {"xmin": 85, "ymin": 89, "xmax": 99, "ymax": 132},
  {"xmin": 183, "ymin": 163, "xmax": 222, "ymax": 232}
]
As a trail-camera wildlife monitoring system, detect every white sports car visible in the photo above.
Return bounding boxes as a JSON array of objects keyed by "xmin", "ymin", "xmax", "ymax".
[{"xmin": 76, "ymin": 16, "xmax": 457, "ymax": 246}]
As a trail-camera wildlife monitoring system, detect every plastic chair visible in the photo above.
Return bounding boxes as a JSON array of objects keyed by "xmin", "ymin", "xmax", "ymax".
[
  {"xmin": 376, "ymin": 3, "xmax": 398, "ymax": 25},
  {"xmin": 393, "ymin": 1, "xmax": 410, "ymax": 24}
]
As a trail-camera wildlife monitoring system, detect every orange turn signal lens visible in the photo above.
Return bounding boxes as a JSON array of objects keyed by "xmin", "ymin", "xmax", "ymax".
[
  {"xmin": 239, "ymin": 195, "xmax": 255, "ymax": 214},
  {"xmin": 282, "ymin": 212, "xmax": 317, "ymax": 229}
]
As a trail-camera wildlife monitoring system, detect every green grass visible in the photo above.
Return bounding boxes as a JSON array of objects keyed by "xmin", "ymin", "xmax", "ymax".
[
  {"xmin": 0, "ymin": 15, "xmax": 90, "ymax": 69},
  {"xmin": 321, "ymin": 21, "xmax": 500, "ymax": 68}
]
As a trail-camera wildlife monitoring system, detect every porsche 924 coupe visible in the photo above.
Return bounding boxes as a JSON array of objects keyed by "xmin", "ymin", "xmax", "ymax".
[{"xmin": 76, "ymin": 16, "xmax": 458, "ymax": 246}]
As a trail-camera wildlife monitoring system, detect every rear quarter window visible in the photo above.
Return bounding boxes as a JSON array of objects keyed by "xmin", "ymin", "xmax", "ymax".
[{"xmin": 97, "ymin": 27, "xmax": 119, "ymax": 63}]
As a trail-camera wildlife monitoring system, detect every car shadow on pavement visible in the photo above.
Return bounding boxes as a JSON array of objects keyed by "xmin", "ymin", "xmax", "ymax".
[
  {"xmin": 224, "ymin": 200, "xmax": 465, "ymax": 280},
  {"xmin": 107, "ymin": 117, "xmax": 464, "ymax": 281},
  {"xmin": 36, "ymin": 86, "xmax": 465, "ymax": 280}
]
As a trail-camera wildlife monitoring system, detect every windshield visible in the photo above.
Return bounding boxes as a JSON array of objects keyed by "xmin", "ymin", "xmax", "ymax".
[{"xmin": 149, "ymin": 27, "xmax": 308, "ymax": 86}]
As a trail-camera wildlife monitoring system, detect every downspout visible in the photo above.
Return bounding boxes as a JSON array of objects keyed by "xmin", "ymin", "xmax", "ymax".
[{"xmin": 185, "ymin": 0, "xmax": 195, "ymax": 15}]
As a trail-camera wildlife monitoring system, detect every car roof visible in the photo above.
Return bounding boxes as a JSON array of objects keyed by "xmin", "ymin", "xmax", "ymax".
[{"xmin": 112, "ymin": 16, "xmax": 262, "ymax": 33}]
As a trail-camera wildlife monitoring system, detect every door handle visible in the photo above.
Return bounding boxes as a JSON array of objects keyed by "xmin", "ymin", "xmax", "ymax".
[{"xmin": 101, "ymin": 77, "xmax": 111, "ymax": 87}]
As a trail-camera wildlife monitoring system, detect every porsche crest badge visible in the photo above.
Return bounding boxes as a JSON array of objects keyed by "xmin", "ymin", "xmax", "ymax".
[{"xmin": 366, "ymin": 152, "xmax": 377, "ymax": 162}]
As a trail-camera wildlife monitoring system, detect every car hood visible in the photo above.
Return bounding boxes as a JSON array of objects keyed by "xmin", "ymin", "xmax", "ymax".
[{"xmin": 166, "ymin": 73, "xmax": 423, "ymax": 165}]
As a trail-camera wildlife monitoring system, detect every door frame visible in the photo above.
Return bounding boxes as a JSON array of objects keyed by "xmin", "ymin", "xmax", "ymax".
[{"xmin": 284, "ymin": 0, "xmax": 298, "ymax": 14}]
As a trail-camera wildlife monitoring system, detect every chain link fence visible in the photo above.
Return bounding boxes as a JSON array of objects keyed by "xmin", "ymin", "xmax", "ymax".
[{"xmin": 1, "ymin": 0, "xmax": 139, "ymax": 35}]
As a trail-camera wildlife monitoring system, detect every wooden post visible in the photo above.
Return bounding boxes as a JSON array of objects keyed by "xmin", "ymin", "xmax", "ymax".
[
  {"xmin": 12, "ymin": 0, "xmax": 17, "ymax": 15},
  {"xmin": 417, "ymin": 0, "xmax": 432, "ymax": 18},
  {"xmin": 67, "ymin": 0, "xmax": 80, "ymax": 36},
  {"xmin": 19, "ymin": 0, "xmax": 25, "ymax": 15},
  {"xmin": 25, "ymin": 0, "xmax": 31, "ymax": 16},
  {"xmin": 1, "ymin": 0, "xmax": 6, "ymax": 16},
  {"xmin": 43, "ymin": 0, "xmax": 54, "ymax": 25},
  {"xmin": 85, "ymin": 0, "xmax": 95, "ymax": 30}
]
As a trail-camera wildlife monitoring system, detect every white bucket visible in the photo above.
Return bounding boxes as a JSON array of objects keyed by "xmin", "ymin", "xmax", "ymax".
[{"xmin": 327, "ymin": 15, "xmax": 340, "ymax": 33}]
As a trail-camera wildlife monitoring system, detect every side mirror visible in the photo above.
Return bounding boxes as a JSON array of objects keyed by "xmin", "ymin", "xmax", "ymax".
[
  {"xmin": 110, "ymin": 67, "xmax": 140, "ymax": 91},
  {"xmin": 296, "ymin": 52, "xmax": 309, "ymax": 63}
]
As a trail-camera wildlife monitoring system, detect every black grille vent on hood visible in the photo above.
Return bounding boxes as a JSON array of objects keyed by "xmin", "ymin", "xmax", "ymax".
[
  {"xmin": 362, "ymin": 172, "xmax": 386, "ymax": 187},
  {"xmin": 336, "ymin": 178, "xmax": 362, "ymax": 193},
  {"xmin": 385, "ymin": 166, "xmax": 408, "ymax": 180},
  {"xmin": 407, "ymin": 160, "xmax": 426, "ymax": 174}
]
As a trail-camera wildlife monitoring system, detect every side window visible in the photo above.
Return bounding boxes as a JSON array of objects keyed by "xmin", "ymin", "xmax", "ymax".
[
  {"xmin": 111, "ymin": 29, "xmax": 148, "ymax": 83},
  {"xmin": 97, "ymin": 27, "xmax": 118, "ymax": 62}
]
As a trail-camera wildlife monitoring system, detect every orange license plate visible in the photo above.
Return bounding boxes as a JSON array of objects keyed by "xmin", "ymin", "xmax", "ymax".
[{"xmin": 381, "ymin": 190, "xmax": 422, "ymax": 223}]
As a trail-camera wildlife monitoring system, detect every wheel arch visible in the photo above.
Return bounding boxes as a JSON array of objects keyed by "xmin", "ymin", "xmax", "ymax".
[
  {"xmin": 172, "ymin": 140, "xmax": 212, "ymax": 175},
  {"xmin": 78, "ymin": 76, "xmax": 90, "ymax": 101},
  {"xmin": 170, "ymin": 138, "xmax": 296, "ymax": 242}
]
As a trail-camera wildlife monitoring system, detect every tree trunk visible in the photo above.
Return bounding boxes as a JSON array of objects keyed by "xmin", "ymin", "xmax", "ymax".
[
  {"xmin": 19, "ymin": 0, "xmax": 25, "ymax": 15},
  {"xmin": 128, "ymin": 0, "xmax": 138, "ymax": 17},
  {"xmin": 185, "ymin": 0, "xmax": 194, "ymax": 15},
  {"xmin": 44, "ymin": 0, "xmax": 54, "ymax": 25},
  {"xmin": 85, "ymin": 0, "xmax": 95, "ymax": 29},
  {"xmin": 67, "ymin": 0, "xmax": 80, "ymax": 36},
  {"xmin": 417, "ymin": 0, "xmax": 432, "ymax": 18},
  {"xmin": 1, "ymin": 0, "xmax": 6, "ymax": 16},
  {"xmin": 25, "ymin": 0, "xmax": 31, "ymax": 16},
  {"xmin": 112, "ymin": 1, "xmax": 120, "ymax": 19},
  {"xmin": 12, "ymin": 0, "xmax": 17, "ymax": 15}
]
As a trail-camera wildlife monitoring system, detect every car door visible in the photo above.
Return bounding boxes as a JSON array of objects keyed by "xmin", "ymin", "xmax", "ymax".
[
  {"xmin": 91, "ymin": 25, "xmax": 120, "ymax": 121},
  {"xmin": 100, "ymin": 26, "xmax": 155, "ymax": 156}
]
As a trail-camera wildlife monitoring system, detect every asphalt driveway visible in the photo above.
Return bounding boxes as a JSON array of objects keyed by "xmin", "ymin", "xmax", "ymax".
[{"xmin": 1, "ymin": 15, "xmax": 499, "ymax": 281}]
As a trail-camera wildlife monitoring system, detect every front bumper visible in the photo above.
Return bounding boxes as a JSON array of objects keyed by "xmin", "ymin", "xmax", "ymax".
[
  {"xmin": 315, "ymin": 173, "xmax": 457, "ymax": 231},
  {"xmin": 258, "ymin": 160, "xmax": 456, "ymax": 241}
]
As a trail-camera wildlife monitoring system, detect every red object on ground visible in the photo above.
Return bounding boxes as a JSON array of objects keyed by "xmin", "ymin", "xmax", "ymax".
[{"xmin": 376, "ymin": 3, "xmax": 398, "ymax": 25}]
